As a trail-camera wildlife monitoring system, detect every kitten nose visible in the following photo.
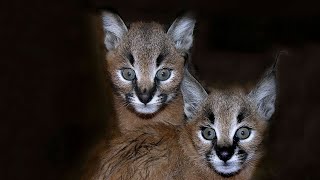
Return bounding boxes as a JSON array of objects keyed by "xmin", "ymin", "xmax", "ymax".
[
  {"xmin": 216, "ymin": 146, "xmax": 235, "ymax": 162},
  {"xmin": 136, "ymin": 88, "xmax": 154, "ymax": 105},
  {"xmin": 138, "ymin": 93, "xmax": 152, "ymax": 104}
]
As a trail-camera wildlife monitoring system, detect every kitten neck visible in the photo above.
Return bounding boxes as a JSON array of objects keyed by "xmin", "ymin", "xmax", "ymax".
[{"xmin": 113, "ymin": 93, "xmax": 185, "ymax": 133}]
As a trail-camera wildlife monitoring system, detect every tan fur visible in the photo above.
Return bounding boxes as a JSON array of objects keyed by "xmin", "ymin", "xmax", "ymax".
[
  {"xmin": 105, "ymin": 22, "xmax": 187, "ymax": 133},
  {"xmin": 86, "ymin": 87, "xmax": 271, "ymax": 180},
  {"xmin": 82, "ymin": 14, "xmax": 195, "ymax": 179},
  {"xmin": 113, "ymin": 93, "xmax": 184, "ymax": 132},
  {"xmin": 179, "ymin": 88, "xmax": 268, "ymax": 180}
]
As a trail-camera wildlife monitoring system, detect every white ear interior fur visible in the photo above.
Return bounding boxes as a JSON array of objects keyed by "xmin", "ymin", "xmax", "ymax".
[
  {"xmin": 181, "ymin": 69, "xmax": 208, "ymax": 120},
  {"xmin": 248, "ymin": 69, "xmax": 277, "ymax": 120},
  {"xmin": 167, "ymin": 15, "xmax": 196, "ymax": 51},
  {"xmin": 102, "ymin": 11, "xmax": 128, "ymax": 50}
]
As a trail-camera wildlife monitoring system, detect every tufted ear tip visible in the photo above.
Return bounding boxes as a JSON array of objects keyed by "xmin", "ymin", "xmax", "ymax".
[
  {"xmin": 270, "ymin": 50, "xmax": 288, "ymax": 75},
  {"xmin": 247, "ymin": 51, "xmax": 285, "ymax": 120}
]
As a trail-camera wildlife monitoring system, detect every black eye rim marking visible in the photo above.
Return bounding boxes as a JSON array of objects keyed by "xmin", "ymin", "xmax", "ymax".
[
  {"xmin": 234, "ymin": 126, "xmax": 252, "ymax": 140},
  {"xmin": 121, "ymin": 68, "xmax": 136, "ymax": 81},
  {"xmin": 201, "ymin": 126, "xmax": 216, "ymax": 140}
]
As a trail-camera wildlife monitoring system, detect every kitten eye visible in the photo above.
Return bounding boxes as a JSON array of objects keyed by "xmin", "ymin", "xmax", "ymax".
[
  {"xmin": 201, "ymin": 127, "xmax": 216, "ymax": 140},
  {"xmin": 235, "ymin": 127, "xmax": 251, "ymax": 140},
  {"xmin": 156, "ymin": 68, "xmax": 171, "ymax": 81},
  {"xmin": 121, "ymin": 68, "xmax": 136, "ymax": 81}
]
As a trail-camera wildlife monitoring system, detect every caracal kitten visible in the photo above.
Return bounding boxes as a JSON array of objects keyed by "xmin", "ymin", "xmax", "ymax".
[{"xmin": 102, "ymin": 11, "xmax": 196, "ymax": 132}]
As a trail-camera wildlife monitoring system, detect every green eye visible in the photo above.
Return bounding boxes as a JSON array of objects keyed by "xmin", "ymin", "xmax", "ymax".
[
  {"xmin": 156, "ymin": 69, "xmax": 171, "ymax": 81},
  {"xmin": 201, "ymin": 127, "xmax": 216, "ymax": 140},
  {"xmin": 121, "ymin": 68, "xmax": 136, "ymax": 81},
  {"xmin": 235, "ymin": 127, "xmax": 251, "ymax": 140}
]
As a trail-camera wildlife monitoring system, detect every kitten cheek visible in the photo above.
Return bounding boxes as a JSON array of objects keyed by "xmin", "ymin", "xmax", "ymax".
[{"xmin": 158, "ymin": 81, "xmax": 180, "ymax": 93}]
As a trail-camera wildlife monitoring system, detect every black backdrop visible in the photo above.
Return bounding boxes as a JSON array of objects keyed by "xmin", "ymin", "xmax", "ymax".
[{"xmin": 2, "ymin": 0, "xmax": 320, "ymax": 179}]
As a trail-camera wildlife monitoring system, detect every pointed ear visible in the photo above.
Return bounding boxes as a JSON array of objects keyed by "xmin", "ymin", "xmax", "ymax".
[
  {"xmin": 101, "ymin": 11, "xmax": 128, "ymax": 50},
  {"xmin": 181, "ymin": 70, "xmax": 208, "ymax": 120},
  {"xmin": 248, "ymin": 65, "xmax": 277, "ymax": 120},
  {"xmin": 167, "ymin": 13, "xmax": 196, "ymax": 51}
]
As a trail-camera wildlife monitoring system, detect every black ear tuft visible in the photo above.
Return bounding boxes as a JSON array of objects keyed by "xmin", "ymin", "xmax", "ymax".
[{"xmin": 248, "ymin": 51, "xmax": 286, "ymax": 120}]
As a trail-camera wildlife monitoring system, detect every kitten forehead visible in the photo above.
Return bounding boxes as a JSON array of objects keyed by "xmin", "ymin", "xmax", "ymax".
[
  {"xmin": 122, "ymin": 22, "xmax": 179, "ymax": 64},
  {"xmin": 207, "ymin": 90, "xmax": 244, "ymax": 114},
  {"xmin": 127, "ymin": 22, "xmax": 167, "ymax": 54},
  {"xmin": 202, "ymin": 89, "xmax": 256, "ymax": 126}
]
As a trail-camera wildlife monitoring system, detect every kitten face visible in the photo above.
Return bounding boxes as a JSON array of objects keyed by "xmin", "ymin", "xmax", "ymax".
[
  {"xmin": 106, "ymin": 23, "xmax": 185, "ymax": 114},
  {"xmin": 103, "ymin": 11, "xmax": 195, "ymax": 115},
  {"xmin": 186, "ymin": 90, "xmax": 268, "ymax": 177},
  {"xmin": 181, "ymin": 61, "xmax": 277, "ymax": 177}
]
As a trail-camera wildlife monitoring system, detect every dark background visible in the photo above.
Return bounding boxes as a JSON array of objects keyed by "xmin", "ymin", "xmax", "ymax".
[{"xmin": 2, "ymin": 0, "xmax": 320, "ymax": 179}]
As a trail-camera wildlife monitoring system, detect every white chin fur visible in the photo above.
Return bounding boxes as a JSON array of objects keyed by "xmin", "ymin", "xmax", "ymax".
[
  {"xmin": 133, "ymin": 104, "xmax": 160, "ymax": 114},
  {"xmin": 212, "ymin": 155, "xmax": 241, "ymax": 175},
  {"xmin": 129, "ymin": 91, "xmax": 163, "ymax": 114},
  {"xmin": 214, "ymin": 164, "xmax": 241, "ymax": 175}
]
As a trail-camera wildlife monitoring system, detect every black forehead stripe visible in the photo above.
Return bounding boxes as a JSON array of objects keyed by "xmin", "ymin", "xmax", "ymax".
[
  {"xmin": 156, "ymin": 54, "xmax": 164, "ymax": 67},
  {"xmin": 208, "ymin": 112, "xmax": 215, "ymax": 124},
  {"xmin": 237, "ymin": 108, "xmax": 247, "ymax": 123},
  {"xmin": 128, "ymin": 53, "xmax": 134, "ymax": 66},
  {"xmin": 204, "ymin": 108, "xmax": 214, "ymax": 124},
  {"xmin": 156, "ymin": 50, "xmax": 169, "ymax": 67},
  {"xmin": 237, "ymin": 114, "xmax": 243, "ymax": 123}
]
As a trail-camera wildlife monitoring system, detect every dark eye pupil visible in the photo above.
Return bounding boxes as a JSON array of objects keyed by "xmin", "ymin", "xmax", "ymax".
[
  {"xmin": 241, "ymin": 131, "xmax": 245, "ymax": 135},
  {"xmin": 161, "ymin": 71, "xmax": 166, "ymax": 77},
  {"xmin": 207, "ymin": 131, "xmax": 211, "ymax": 136},
  {"xmin": 127, "ymin": 72, "xmax": 131, "ymax": 76}
]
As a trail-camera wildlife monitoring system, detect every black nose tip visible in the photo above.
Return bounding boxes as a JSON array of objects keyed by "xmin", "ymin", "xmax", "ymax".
[
  {"xmin": 138, "ymin": 93, "xmax": 152, "ymax": 104},
  {"xmin": 142, "ymin": 88, "xmax": 147, "ymax": 93},
  {"xmin": 135, "ymin": 86, "xmax": 156, "ymax": 105},
  {"xmin": 216, "ymin": 146, "xmax": 234, "ymax": 162}
]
